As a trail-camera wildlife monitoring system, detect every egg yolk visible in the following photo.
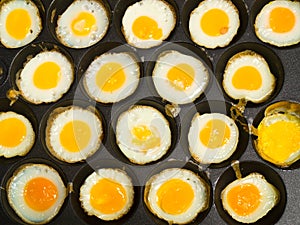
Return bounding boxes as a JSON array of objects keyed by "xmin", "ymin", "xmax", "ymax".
[
  {"xmin": 232, "ymin": 66, "xmax": 262, "ymax": 90},
  {"xmin": 156, "ymin": 179, "xmax": 194, "ymax": 215},
  {"xmin": 269, "ymin": 7, "xmax": 295, "ymax": 33},
  {"xmin": 90, "ymin": 178, "xmax": 127, "ymax": 214},
  {"xmin": 200, "ymin": 9, "xmax": 229, "ymax": 36},
  {"xmin": 6, "ymin": 9, "xmax": 31, "ymax": 40},
  {"xmin": 0, "ymin": 118, "xmax": 26, "ymax": 147},
  {"xmin": 24, "ymin": 177, "xmax": 58, "ymax": 211},
  {"xmin": 33, "ymin": 62, "xmax": 61, "ymax": 89},
  {"xmin": 257, "ymin": 118, "xmax": 300, "ymax": 164},
  {"xmin": 96, "ymin": 62, "xmax": 126, "ymax": 92},
  {"xmin": 226, "ymin": 183, "xmax": 261, "ymax": 216},
  {"xmin": 167, "ymin": 63, "xmax": 195, "ymax": 91},
  {"xmin": 200, "ymin": 119, "xmax": 231, "ymax": 148},
  {"xmin": 132, "ymin": 16, "xmax": 163, "ymax": 40},
  {"xmin": 60, "ymin": 120, "xmax": 91, "ymax": 152},
  {"xmin": 71, "ymin": 12, "xmax": 96, "ymax": 36},
  {"xmin": 131, "ymin": 125, "xmax": 161, "ymax": 151}
]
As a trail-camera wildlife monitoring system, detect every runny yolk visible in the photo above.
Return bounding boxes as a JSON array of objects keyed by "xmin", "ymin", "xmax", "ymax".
[
  {"xmin": 227, "ymin": 183, "xmax": 261, "ymax": 216},
  {"xmin": 33, "ymin": 62, "xmax": 61, "ymax": 89},
  {"xmin": 257, "ymin": 119, "xmax": 300, "ymax": 164},
  {"xmin": 167, "ymin": 63, "xmax": 195, "ymax": 91},
  {"xmin": 200, "ymin": 9, "xmax": 229, "ymax": 36},
  {"xmin": 96, "ymin": 62, "xmax": 126, "ymax": 92},
  {"xmin": 0, "ymin": 118, "xmax": 26, "ymax": 147},
  {"xmin": 269, "ymin": 7, "xmax": 295, "ymax": 33},
  {"xmin": 60, "ymin": 120, "xmax": 91, "ymax": 152},
  {"xmin": 132, "ymin": 16, "xmax": 163, "ymax": 40},
  {"xmin": 71, "ymin": 12, "xmax": 96, "ymax": 36},
  {"xmin": 232, "ymin": 66, "xmax": 262, "ymax": 90},
  {"xmin": 6, "ymin": 9, "xmax": 31, "ymax": 40},
  {"xmin": 24, "ymin": 177, "xmax": 58, "ymax": 211},
  {"xmin": 156, "ymin": 179, "xmax": 194, "ymax": 215},
  {"xmin": 131, "ymin": 125, "xmax": 161, "ymax": 151},
  {"xmin": 90, "ymin": 178, "xmax": 127, "ymax": 214},
  {"xmin": 200, "ymin": 119, "xmax": 231, "ymax": 148}
]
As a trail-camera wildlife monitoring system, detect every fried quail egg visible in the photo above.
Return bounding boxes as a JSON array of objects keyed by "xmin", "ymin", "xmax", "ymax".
[
  {"xmin": 189, "ymin": 0, "xmax": 240, "ymax": 48},
  {"xmin": 16, "ymin": 50, "xmax": 74, "ymax": 104},
  {"xmin": 116, "ymin": 105, "xmax": 171, "ymax": 165},
  {"xmin": 56, "ymin": 0, "xmax": 109, "ymax": 48},
  {"xmin": 7, "ymin": 163, "xmax": 67, "ymax": 224},
  {"xmin": 255, "ymin": 0, "xmax": 300, "ymax": 47},
  {"xmin": 83, "ymin": 52, "xmax": 140, "ymax": 103},
  {"xmin": 144, "ymin": 168, "xmax": 210, "ymax": 224},
  {"xmin": 188, "ymin": 113, "xmax": 239, "ymax": 164},
  {"xmin": 80, "ymin": 168, "xmax": 134, "ymax": 221},
  {"xmin": 221, "ymin": 173, "xmax": 279, "ymax": 223},
  {"xmin": 256, "ymin": 113, "xmax": 300, "ymax": 167},
  {"xmin": 121, "ymin": 0, "xmax": 176, "ymax": 49},
  {"xmin": 0, "ymin": 0, "xmax": 42, "ymax": 48},
  {"xmin": 152, "ymin": 50, "xmax": 209, "ymax": 104},
  {"xmin": 223, "ymin": 50, "xmax": 276, "ymax": 103},
  {"xmin": 0, "ymin": 111, "xmax": 35, "ymax": 158},
  {"xmin": 45, "ymin": 106, "xmax": 103, "ymax": 163}
]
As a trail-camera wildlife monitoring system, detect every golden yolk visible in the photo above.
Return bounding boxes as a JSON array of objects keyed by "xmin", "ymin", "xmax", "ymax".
[
  {"xmin": 232, "ymin": 66, "xmax": 262, "ymax": 90},
  {"xmin": 0, "ymin": 118, "xmax": 26, "ymax": 147},
  {"xmin": 59, "ymin": 120, "xmax": 91, "ymax": 152},
  {"xmin": 90, "ymin": 178, "xmax": 127, "ymax": 214},
  {"xmin": 156, "ymin": 179, "xmax": 194, "ymax": 215},
  {"xmin": 200, "ymin": 119, "xmax": 231, "ymax": 148},
  {"xmin": 200, "ymin": 9, "xmax": 229, "ymax": 36},
  {"xmin": 33, "ymin": 62, "xmax": 61, "ymax": 89},
  {"xmin": 258, "ymin": 119, "xmax": 300, "ymax": 164},
  {"xmin": 131, "ymin": 125, "xmax": 161, "ymax": 151},
  {"xmin": 96, "ymin": 62, "xmax": 126, "ymax": 92},
  {"xmin": 167, "ymin": 63, "xmax": 195, "ymax": 91},
  {"xmin": 269, "ymin": 7, "xmax": 295, "ymax": 33},
  {"xmin": 6, "ymin": 9, "xmax": 31, "ymax": 40},
  {"xmin": 71, "ymin": 12, "xmax": 96, "ymax": 36},
  {"xmin": 132, "ymin": 16, "xmax": 163, "ymax": 40},
  {"xmin": 227, "ymin": 183, "xmax": 261, "ymax": 216},
  {"xmin": 24, "ymin": 177, "xmax": 58, "ymax": 211}
]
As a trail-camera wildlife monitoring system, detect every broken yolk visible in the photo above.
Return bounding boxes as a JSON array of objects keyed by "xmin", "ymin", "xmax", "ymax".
[
  {"xmin": 167, "ymin": 63, "xmax": 195, "ymax": 91},
  {"xmin": 131, "ymin": 125, "xmax": 161, "ymax": 151},
  {"xmin": 71, "ymin": 12, "xmax": 96, "ymax": 36}
]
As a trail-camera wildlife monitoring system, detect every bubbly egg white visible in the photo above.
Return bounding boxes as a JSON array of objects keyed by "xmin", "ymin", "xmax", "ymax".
[
  {"xmin": 0, "ymin": 0, "xmax": 42, "ymax": 48},
  {"xmin": 152, "ymin": 50, "xmax": 209, "ymax": 104},
  {"xmin": 116, "ymin": 105, "xmax": 171, "ymax": 164},
  {"xmin": 7, "ymin": 164, "xmax": 67, "ymax": 224},
  {"xmin": 56, "ymin": 0, "xmax": 109, "ymax": 48},
  {"xmin": 122, "ymin": 0, "xmax": 176, "ymax": 48}
]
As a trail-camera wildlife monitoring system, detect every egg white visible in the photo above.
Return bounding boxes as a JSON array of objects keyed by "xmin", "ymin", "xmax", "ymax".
[
  {"xmin": 0, "ymin": 0, "xmax": 42, "ymax": 48},
  {"xmin": 144, "ymin": 168, "xmax": 210, "ymax": 224},
  {"xmin": 79, "ymin": 168, "xmax": 134, "ymax": 221},
  {"xmin": 83, "ymin": 52, "xmax": 140, "ymax": 103},
  {"xmin": 116, "ymin": 105, "xmax": 171, "ymax": 164},
  {"xmin": 122, "ymin": 0, "xmax": 176, "ymax": 49},
  {"xmin": 6, "ymin": 163, "xmax": 67, "ymax": 224},
  {"xmin": 56, "ymin": 0, "xmax": 109, "ymax": 48},
  {"xmin": 152, "ymin": 50, "xmax": 209, "ymax": 104},
  {"xmin": 46, "ymin": 106, "xmax": 103, "ymax": 163},
  {"xmin": 188, "ymin": 113, "xmax": 239, "ymax": 164},
  {"xmin": 189, "ymin": 0, "xmax": 240, "ymax": 48},
  {"xmin": 221, "ymin": 173, "xmax": 280, "ymax": 223},
  {"xmin": 255, "ymin": 0, "xmax": 300, "ymax": 47},
  {"xmin": 17, "ymin": 50, "xmax": 74, "ymax": 104},
  {"xmin": 223, "ymin": 50, "xmax": 276, "ymax": 103}
]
